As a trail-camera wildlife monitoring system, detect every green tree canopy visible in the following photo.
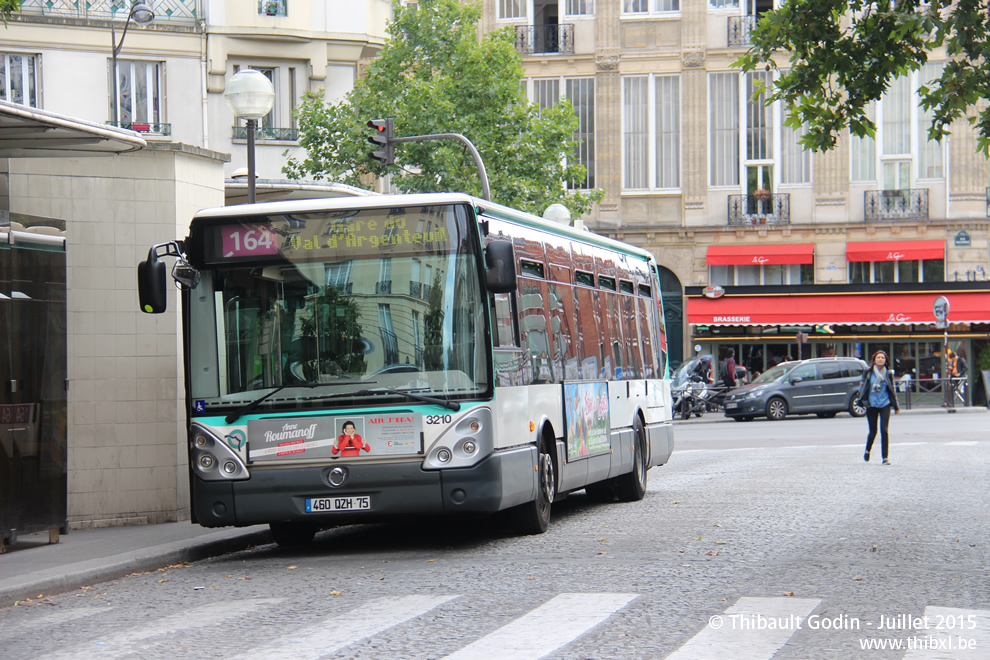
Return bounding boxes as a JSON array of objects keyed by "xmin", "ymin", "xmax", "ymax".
[
  {"xmin": 735, "ymin": 0, "xmax": 990, "ymax": 154},
  {"xmin": 283, "ymin": 0, "xmax": 603, "ymax": 216},
  {"xmin": 2, "ymin": 0, "xmax": 22, "ymax": 25}
]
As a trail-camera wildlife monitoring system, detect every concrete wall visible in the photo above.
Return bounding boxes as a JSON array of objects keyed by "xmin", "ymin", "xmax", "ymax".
[{"xmin": 7, "ymin": 144, "xmax": 227, "ymax": 528}]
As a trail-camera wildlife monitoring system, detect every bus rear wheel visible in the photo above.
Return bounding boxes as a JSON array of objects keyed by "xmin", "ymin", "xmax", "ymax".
[
  {"xmin": 269, "ymin": 521, "xmax": 318, "ymax": 547},
  {"xmin": 509, "ymin": 436, "xmax": 555, "ymax": 535},
  {"xmin": 615, "ymin": 417, "xmax": 648, "ymax": 502}
]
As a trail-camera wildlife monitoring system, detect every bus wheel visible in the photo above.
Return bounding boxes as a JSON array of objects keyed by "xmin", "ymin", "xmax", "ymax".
[
  {"xmin": 615, "ymin": 417, "xmax": 648, "ymax": 502},
  {"xmin": 509, "ymin": 436, "xmax": 555, "ymax": 535},
  {"xmin": 270, "ymin": 521, "xmax": 317, "ymax": 547}
]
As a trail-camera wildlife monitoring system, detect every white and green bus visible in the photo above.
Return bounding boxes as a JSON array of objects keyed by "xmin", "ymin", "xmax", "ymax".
[{"xmin": 138, "ymin": 193, "xmax": 674, "ymax": 546}]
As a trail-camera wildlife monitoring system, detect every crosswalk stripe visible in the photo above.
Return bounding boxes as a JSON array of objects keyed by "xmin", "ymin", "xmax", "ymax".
[
  {"xmin": 0, "ymin": 607, "xmax": 112, "ymax": 641},
  {"xmin": 234, "ymin": 594, "xmax": 457, "ymax": 660},
  {"xmin": 902, "ymin": 607, "xmax": 990, "ymax": 659},
  {"xmin": 665, "ymin": 596, "xmax": 820, "ymax": 660},
  {"xmin": 442, "ymin": 592, "xmax": 638, "ymax": 660},
  {"xmin": 49, "ymin": 599, "xmax": 284, "ymax": 659}
]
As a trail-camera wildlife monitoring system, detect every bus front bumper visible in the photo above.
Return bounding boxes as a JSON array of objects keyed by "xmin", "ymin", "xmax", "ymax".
[{"xmin": 191, "ymin": 446, "xmax": 537, "ymax": 528}]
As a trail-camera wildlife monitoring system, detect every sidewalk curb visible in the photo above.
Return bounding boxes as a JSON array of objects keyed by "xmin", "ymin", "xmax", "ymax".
[
  {"xmin": 674, "ymin": 406, "xmax": 987, "ymax": 424},
  {"xmin": 0, "ymin": 527, "xmax": 271, "ymax": 607}
]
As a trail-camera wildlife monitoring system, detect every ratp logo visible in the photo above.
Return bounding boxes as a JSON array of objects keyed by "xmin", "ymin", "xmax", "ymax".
[{"xmin": 224, "ymin": 429, "xmax": 247, "ymax": 450}]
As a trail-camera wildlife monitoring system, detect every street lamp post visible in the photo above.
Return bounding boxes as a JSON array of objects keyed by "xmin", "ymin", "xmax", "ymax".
[
  {"xmin": 224, "ymin": 69, "xmax": 276, "ymax": 204},
  {"xmin": 110, "ymin": 2, "xmax": 155, "ymax": 127}
]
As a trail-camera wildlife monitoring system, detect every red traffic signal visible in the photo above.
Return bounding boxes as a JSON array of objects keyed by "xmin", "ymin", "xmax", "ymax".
[{"xmin": 367, "ymin": 118, "xmax": 395, "ymax": 165}]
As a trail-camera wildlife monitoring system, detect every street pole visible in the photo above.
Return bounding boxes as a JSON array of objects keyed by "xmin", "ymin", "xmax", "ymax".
[{"xmin": 247, "ymin": 118, "xmax": 257, "ymax": 204}]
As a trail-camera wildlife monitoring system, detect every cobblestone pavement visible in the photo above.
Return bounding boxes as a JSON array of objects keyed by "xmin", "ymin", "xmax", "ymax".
[{"xmin": 1, "ymin": 412, "xmax": 986, "ymax": 659}]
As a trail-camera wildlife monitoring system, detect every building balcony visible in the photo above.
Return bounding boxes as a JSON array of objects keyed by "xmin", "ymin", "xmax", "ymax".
[
  {"xmin": 514, "ymin": 24, "xmax": 575, "ymax": 55},
  {"xmin": 727, "ymin": 193, "xmax": 791, "ymax": 226},
  {"xmin": 864, "ymin": 189, "xmax": 929, "ymax": 221},
  {"xmin": 106, "ymin": 121, "xmax": 171, "ymax": 136},
  {"xmin": 727, "ymin": 16, "xmax": 757, "ymax": 47},
  {"xmin": 20, "ymin": 0, "xmax": 199, "ymax": 25},
  {"xmin": 376, "ymin": 280, "xmax": 392, "ymax": 294},
  {"xmin": 231, "ymin": 126, "xmax": 299, "ymax": 141}
]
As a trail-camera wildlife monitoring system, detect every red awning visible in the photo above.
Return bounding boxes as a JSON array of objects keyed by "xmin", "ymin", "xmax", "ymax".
[
  {"xmin": 706, "ymin": 243, "xmax": 815, "ymax": 266},
  {"xmin": 845, "ymin": 240, "xmax": 944, "ymax": 262},
  {"xmin": 687, "ymin": 291, "xmax": 990, "ymax": 326}
]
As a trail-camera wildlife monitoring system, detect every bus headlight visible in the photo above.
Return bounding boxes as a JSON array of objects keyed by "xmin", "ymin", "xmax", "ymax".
[
  {"xmin": 190, "ymin": 423, "xmax": 249, "ymax": 481},
  {"xmin": 423, "ymin": 407, "xmax": 494, "ymax": 470}
]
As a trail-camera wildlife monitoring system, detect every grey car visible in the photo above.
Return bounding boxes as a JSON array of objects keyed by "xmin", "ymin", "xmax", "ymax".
[{"xmin": 722, "ymin": 357, "xmax": 869, "ymax": 421}]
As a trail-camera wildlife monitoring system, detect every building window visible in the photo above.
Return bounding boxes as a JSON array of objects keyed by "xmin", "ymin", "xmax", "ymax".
[
  {"xmin": 918, "ymin": 62, "xmax": 944, "ymax": 179},
  {"xmin": 851, "ymin": 102, "xmax": 876, "ymax": 181},
  {"xmin": 112, "ymin": 60, "xmax": 163, "ymax": 128},
  {"xmin": 780, "ymin": 111, "xmax": 810, "ymax": 184},
  {"xmin": 498, "ymin": 0, "xmax": 526, "ymax": 19},
  {"xmin": 709, "ymin": 0, "xmax": 740, "ymax": 7},
  {"xmin": 883, "ymin": 75, "xmax": 911, "ymax": 157},
  {"xmin": 566, "ymin": 0, "xmax": 594, "ymax": 15},
  {"xmin": 746, "ymin": 71, "xmax": 771, "ymax": 161},
  {"xmin": 711, "ymin": 264, "xmax": 813, "ymax": 286},
  {"xmin": 1, "ymin": 53, "xmax": 40, "ymax": 108},
  {"xmin": 530, "ymin": 76, "xmax": 596, "ymax": 189},
  {"xmin": 710, "ymin": 72, "xmax": 739, "ymax": 186},
  {"xmin": 848, "ymin": 259, "xmax": 944, "ymax": 284},
  {"xmin": 623, "ymin": 0, "xmax": 678, "ymax": 13},
  {"xmin": 623, "ymin": 76, "xmax": 649, "ymax": 189},
  {"xmin": 622, "ymin": 75, "xmax": 680, "ymax": 190}
]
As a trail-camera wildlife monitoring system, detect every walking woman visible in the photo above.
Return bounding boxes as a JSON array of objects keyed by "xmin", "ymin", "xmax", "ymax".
[{"xmin": 857, "ymin": 350, "xmax": 900, "ymax": 465}]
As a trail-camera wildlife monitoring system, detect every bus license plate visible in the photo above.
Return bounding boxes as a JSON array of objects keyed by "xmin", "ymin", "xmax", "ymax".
[{"xmin": 306, "ymin": 496, "xmax": 371, "ymax": 513}]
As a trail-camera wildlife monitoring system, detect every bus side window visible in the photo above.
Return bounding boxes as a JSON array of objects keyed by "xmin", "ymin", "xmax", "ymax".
[{"xmin": 492, "ymin": 292, "xmax": 519, "ymax": 348}]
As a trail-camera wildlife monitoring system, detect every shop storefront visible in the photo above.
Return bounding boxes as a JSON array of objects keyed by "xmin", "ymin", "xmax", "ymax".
[{"xmin": 686, "ymin": 241, "xmax": 990, "ymax": 408}]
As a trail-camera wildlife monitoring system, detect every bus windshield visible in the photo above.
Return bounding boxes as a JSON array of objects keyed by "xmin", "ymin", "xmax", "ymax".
[{"xmin": 185, "ymin": 203, "xmax": 488, "ymax": 411}]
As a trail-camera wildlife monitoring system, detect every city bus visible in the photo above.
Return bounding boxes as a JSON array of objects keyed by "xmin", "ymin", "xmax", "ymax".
[{"xmin": 138, "ymin": 193, "xmax": 674, "ymax": 546}]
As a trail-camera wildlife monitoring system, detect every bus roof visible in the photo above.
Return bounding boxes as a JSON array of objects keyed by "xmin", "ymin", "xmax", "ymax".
[{"xmin": 192, "ymin": 192, "xmax": 657, "ymax": 265}]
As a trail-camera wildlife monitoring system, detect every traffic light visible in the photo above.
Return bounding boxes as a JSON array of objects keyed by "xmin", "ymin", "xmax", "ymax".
[{"xmin": 367, "ymin": 118, "xmax": 394, "ymax": 166}]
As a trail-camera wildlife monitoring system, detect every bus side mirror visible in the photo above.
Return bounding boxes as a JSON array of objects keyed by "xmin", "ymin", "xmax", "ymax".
[
  {"xmin": 138, "ymin": 253, "xmax": 167, "ymax": 314},
  {"xmin": 485, "ymin": 239, "xmax": 516, "ymax": 294}
]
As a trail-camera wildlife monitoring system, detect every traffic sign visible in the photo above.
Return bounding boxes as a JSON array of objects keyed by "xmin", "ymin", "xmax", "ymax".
[{"xmin": 933, "ymin": 296, "xmax": 949, "ymax": 323}]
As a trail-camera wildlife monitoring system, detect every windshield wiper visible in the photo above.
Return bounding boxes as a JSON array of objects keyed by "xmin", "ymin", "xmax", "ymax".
[
  {"xmin": 224, "ymin": 381, "xmax": 322, "ymax": 424},
  {"xmin": 223, "ymin": 382, "xmax": 460, "ymax": 424},
  {"xmin": 323, "ymin": 387, "xmax": 461, "ymax": 412}
]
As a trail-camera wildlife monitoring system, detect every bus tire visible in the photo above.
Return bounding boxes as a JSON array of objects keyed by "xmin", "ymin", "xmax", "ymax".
[
  {"xmin": 615, "ymin": 417, "xmax": 648, "ymax": 502},
  {"xmin": 509, "ymin": 435, "xmax": 555, "ymax": 535},
  {"xmin": 269, "ymin": 521, "xmax": 318, "ymax": 547}
]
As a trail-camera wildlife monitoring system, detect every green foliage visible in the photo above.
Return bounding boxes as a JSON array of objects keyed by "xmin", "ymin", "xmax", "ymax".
[
  {"xmin": 284, "ymin": 0, "xmax": 603, "ymax": 216},
  {"xmin": 1, "ymin": 0, "xmax": 22, "ymax": 26},
  {"xmin": 734, "ymin": 0, "xmax": 990, "ymax": 154}
]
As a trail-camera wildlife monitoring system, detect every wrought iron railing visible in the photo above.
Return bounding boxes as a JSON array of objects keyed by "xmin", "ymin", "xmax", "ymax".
[
  {"xmin": 727, "ymin": 15, "xmax": 757, "ymax": 47},
  {"xmin": 986, "ymin": 187, "xmax": 989, "ymax": 218},
  {"xmin": 409, "ymin": 281, "xmax": 432, "ymax": 300},
  {"xmin": 231, "ymin": 126, "xmax": 300, "ymax": 141},
  {"xmin": 864, "ymin": 189, "xmax": 929, "ymax": 221},
  {"xmin": 727, "ymin": 193, "xmax": 791, "ymax": 226},
  {"xmin": 106, "ymin": 121, "xmax": 171, "ymax": 136},
  {"xmin": 19, "ymin": 0, "xmax": 200, "ymax": 24},
  {"xmin": 259, "ymin": 0, "xmax": 286, "ymax": 16},
  {"xmin": 381, "ymin": 329, "xmax": 399, "ymax": 365},
  {"xmin": 375, "ymin": 280, "xmax": 392, "ymax": 294},
  {"xmin": 515, "ymin": 24, "xmax": 575, "ymax": 55}
]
